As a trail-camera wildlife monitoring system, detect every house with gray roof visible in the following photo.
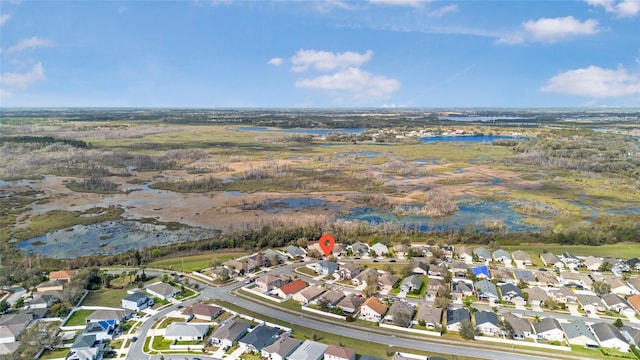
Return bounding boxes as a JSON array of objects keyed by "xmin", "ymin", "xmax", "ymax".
[
  {"xmin": 512, "ymin": 250, "xmax": 532, "ymax": 267},
  {"xmin": 313, "ymin": 260, "xmax": 338, "ymax": 276},
  {"xmin": 293, "ymin": 286, "xmax": 324, "ymax": 305},
  {"xmin": 338, "ymin": 263, "xmax": 362, "ymax": 280},
  {"xmin": 473, "ymin": 247, "xmax": 491, "ymax": 262},
  {"xmin": 451, "ymin": 280, "xmax": 473, "ymax": 301},
  {"xmin": 525, "ymin": 286, "xmax": 549, "ymax": 306},
  {"xmin": 239, "ymin": 325, "xmax": 280, "ymax": 352},
  {"xmin": 86, "ymin": 309, "xmax": 130, "ymax": 324},
  {"xmin": 145, "ymin": 282, "xmax": 180, "ymax": 300},
  {"xmin": 122, "ymin": 292, "xmax": 153, "ymax": 311},
  {"xmin": 411, "ymin": 261, "xmax": 429, "ymax": 275},
  {"xmin": 353, "ymin": 268, "xmax": 379, "ymax": 286},
  {"xmin": 474, "ymin": 311, "xmax": 500, "ymax": 336},
  {"xmin": 533, "ymin": 318, "xmax": 564, "ymax": 342},
  {"xmin": 450, "ymin": 262, "xmax": 468, "ymax": 278},
  {"xmin": 82, "ymin": 321, "xmax": 114, "ymax": 342},
  {"xmin": 165, "ymin": 323, "xmax": 209, "ymax": 341},
  {"xmin": 370, "ymin": 243, "xmax": 389, "ymax": 257},
  {"xmin": 211, "ymin": 319, "xmax": 251, "ymax": 349},
  {"xmin": 415, "ymin": 306, "xmax": 442, "ymax": 329},
  {"xmin": 502, "ymin": 313, "xmax": 531, "ymax": 339},
  {"xmin": 540, "ymin": 253, "xmax": 563, "ymax": 268},
  {"xmin": 620, "ymin": 326, "xmax": 640, "ymax": 348},
  {"xmin": 602, "ymin": 293, "xmax": 631, "ymax": 313},
  {"xmin": 0, "ymin": 312, "xmax": 32, "ymax": 344},
  {"xmin": 288, "ymin": 340, "xmax": 329, "ymax": 360},
  {"xmin": 591, "ymin": 322, "xmax": 630, "ymax": 352},
  {"xmin": 378, "ymin": 273, "xmax": 400, "ymax": 291},
  {"xmin": 400, "ymin": 275, "xmax": 423, "ymax": 293},
  {"xmin": 262, "ymin": 334, "xmax": 301, "ymax": 360},
  {"xmin": 317, "ymin": 290, "xmax": 345, "ymax": 306},
  {"xmin": 68, "ymin": 334, "xmax": 106, "ymax": 360},
  {"xmin": 385, "ymin": 301, "xmax": 415, "ymax": 327},
  {"xmin": 446, "ymin": 308, "xmax": 470, "ymax": 332},
  {"xmin": 562, "ymin": 319, "xmax": 598, "ymax": 347},
  {"xmin": 284, "ymin": 245, "xmax": 306, "ymax": 259},
  {"xmin": 492, "ymin": 249, "xmax": 511, "ymax": 264},
  {"xmin": 336, "ymin": 294, "xmax": 365, "ymax": 314},
  {"xmin": 576, "ymin": 294, "xmax": 605, "ymax": 315},
  {"xmin": 499, "ymin": 283, "xmax": 525, "ymax": 305},
  {"xmin": 474, "ymin": 280, "xmax": 498, "ymax": 302},
  {"xmin": 350, "ymin": 242, "xmax": 369, "ymax": 256}
]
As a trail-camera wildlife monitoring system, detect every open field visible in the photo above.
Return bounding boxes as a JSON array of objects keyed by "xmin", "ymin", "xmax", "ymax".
[
  {"xmin": 492, "ymin": 242, "xmax": 640, "ymax": 259},
  {"xmin": 63, "ymin": 309, "xmax": 94, "ymax": 326},
  {"xmin": 148, "ymin": 251, "xmax": 248, "ymax": 272}
]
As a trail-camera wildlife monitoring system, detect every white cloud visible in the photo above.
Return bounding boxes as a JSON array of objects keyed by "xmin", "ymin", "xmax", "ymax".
[
  {"xmin": 0, "ymin": 62, "xmax": 46, "ymax": 90},
  {"xmin": 7, "ymin": 36, "xmax": 55, "ymax": 53},
  {"xmin": 313, "ymin": 0, "xmax": 356, "ymax": 12},
  {"xmin": 268, "ymin": 57, "xmax": 284, "ymax": 66},
  {"xmin": 498, "ymin": 16, "xmax": 600, "ymax": 44},
  {"xmin": 428, "ymin": 4, "xmax": 458, "ymax": 17},
  {"xmin": 368, "ymin": 0, "xmax": 426, "ymax": 7},
  {"xmin": 0, "ymin": 14, "xmax": 10, "ymax": 26},
  {"xmin": 585, "ymin": 0, "xmax": 640, "ymax": 18},
  {"xmin": 290, "ymin": 49, "xmax": 373, "ymax": 72},
  {"xmin": 210, "ymin": 0, "xmax": 233, "ymax": 6},
  {"xmin": 295, "ymin": 67, "xmax": 401, "ymax": 100},
  {"xmin": 541, "ymin": 65, "xmax": 640, "ymax": 97}
]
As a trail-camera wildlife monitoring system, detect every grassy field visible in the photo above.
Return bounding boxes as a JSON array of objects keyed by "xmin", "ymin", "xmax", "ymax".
[
  {"xmin": 40, "ymin": 348, "xmax": 70, "ymax": 359},
  {"xmin": 82, "ymin": 276, "xmax": 159, "ymax": 308},
  {"xmin": 148, "ymin": 251, "xmax": 247, "ymax": 272},
  {"xmin": 484, "ymin": 242, "xmax": 640, "ymax": 259},
  {"xmin": 64, "ymin": 309, "xmax": 94, "ymax": 326}
]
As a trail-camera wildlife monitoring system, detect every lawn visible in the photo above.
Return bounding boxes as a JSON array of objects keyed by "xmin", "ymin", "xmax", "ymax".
[
  {"xmin": 295, "ymin": 266, "xmax": 318, "ymax": 277},
  {"xmin": 82, "ymin": 277, "xmax": 158, "ymax": 308},
  {"xmin": 487, "ymin": 243, "xmax": 640, "ymax": 259},
  {"xmin": 148, "ymin": 251, "xmax": 247, "ymax": 272},
  {"xmin": 63, "ymin": 309, "xmax": 94, "ymax": 326},
  {"xmin": 39, "ymin": 348, "xmax": 70, "ymax": 359}
]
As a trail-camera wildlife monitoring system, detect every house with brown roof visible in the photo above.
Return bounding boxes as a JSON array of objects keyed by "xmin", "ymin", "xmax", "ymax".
[
  {"xmin": 324, "ymin": 345, "xmax": 356, "ymax": 360},
  {"xmin": 605, "ymin": 278, "xmax": 635, "ymax": 296},
  {"xmin": 360, "ymin": 297, "xmax": 387, "ymax": 322},
  {"xmin": 292, "ymin": 286, "xmax": 324, "ymax": 305},
  {"xmin": 49, "ymin": 270, "xmax": 77, "ymax": 282},
  {"xmin": 336, "ymin": 294, "xmax": 365, "ymax": 314},
  {"xmin": 255, "ymin": 274, "xmax": 289, "ymax": 292},
  {"xmin": 317, "ymin": 290, "xmax": 345, "ymax": 306},
  {"xmin": 502, "ymin": 312, "xmax": 532, "ymax": 339},
  {"xmin": 352, "ymin": 268, "xmax": 379, "ymax": 286},
  {"xmin": 275, "ymin": 279, "xmax": 308, "ymax": 299},
  {"xmin": 415, "ymin": 306, "xmax": 442, "ymax": 329},
  {"xmin": 512, "ymin": 250, "xmax": 532, "ymax": 267},
  {"xmin": 182, "ymin": 303, "xmax": 223, "ymax": 321},
  {"xmin": 36, "ymin": 280, "xmax": 66, "ymax": 292},
  {"xmin": 524, "ymin": 286, "xmax": 549, "ymax": 306},
  {"xmin": 262, "ymin": 334, "xmax": 301, "ymax": 360},
  {"xmin": 385, "ymin": 301, "xmax": 415, "ymax": 327},
  {"xmin": 378, "ymin": 273, "xmax": 400, "ymax": 291},
  {"xmin": 338, "ymin": 263, "xmax": 362, "ymax": 280},
  {"xmin": 627, "ymin": 294, "xmax": 640, "ymax": 313}
]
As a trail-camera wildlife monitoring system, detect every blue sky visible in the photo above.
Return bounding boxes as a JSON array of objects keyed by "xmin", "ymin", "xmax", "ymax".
[{"xmin": 1, "ymin": 0, "xmax": 639, "ymax": 108}]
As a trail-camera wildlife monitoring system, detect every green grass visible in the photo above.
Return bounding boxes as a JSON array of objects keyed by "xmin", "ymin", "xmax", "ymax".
[
  {"xmin": 64, "ymin": 309, "xmax": 94, "ymax": 326},
  {"xmin": 148, "ymin": 251, "xmax": 247, "ymax": 272},
  {"xmin": 486, "ymin": 243, "xmax": 640, "ymax": 259},
  {"xmin": 295, "ymin": 266, "xmax": 318, "ymax": 277},
  {"xmin": 82, "ymin": 287, "xmax": 131, "ymax": 308},
  {"xmin": 39, "ymin": 347, "xmax": 70, "ymax": 359}
]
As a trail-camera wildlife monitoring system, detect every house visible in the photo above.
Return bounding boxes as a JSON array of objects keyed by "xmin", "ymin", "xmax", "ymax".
[
  {"xmin": 474, "ymin": 311, "xmax": 500, "ymax": 336},
  {"xmin": 583, "ymin": 256, "xmax": 602, "ymax": 271},
  {"xmin": 29, "ymin": 293, "xmax": 59, "ymax": 310},
  {"xmin": 440, "ymin": 245, "xmax": 454, "ymax": 260},
  {"xmin": 324, "ymin": 345, "xmax": 356, "ymax": 360},
  {"xmin": 628, "ymin": 295, "xmax": 640, "ymax": 313},
  {"xmin": 165, "ymin": 323, "xmax": 209, "ymax": 341},
  {"xmin": 525, "ymin": 287, "xmax": 549, "ymax": 306},
  {"xmin": 353, "ymin": 268, "xmax": 379, "ymax": 286},
  {"xmin": 122, "ymin": 292, "xmax": 154, "ymax": 312},
  {"xmin": 451, "ymin": 281, "xmax": 474, "ymax": 301},
  {"xmin": 548, "ymin": 286, "xmax": 577, "ymax": 305},
  {"xmin": 68, "ymin": 334, "xmax": 106, "ymax": 360},
  {"xmin": 360, "ymin": 297, "xmax": 387, "ymax": 322},
  {"xmin": 145, "ymin": 282, "xmax": 180, "ymax": 300},
  {"xmin": 238, "ymin": 325, "xmax": 280, "ymax": 352},
  {"xmin": 225, "ymin": 259, "xmax": 247, "ymax": 272},
  {"xmin": 262, "ymin": 334, "xmax": 301, "ymax": 360},
  {"xmin": 332, "ymin": 244, "xmax": 348, "ymax": 257},
  {"xmin": 591, "ymin": 322, "xmax": 630, "ymax": 352},
  {"xmin": 540, "ymin": 253, "xmax": 563, "ymax": 268},
  {"xmin": 317, "ymin": 290, "xmax": 345, "ymax": 306},
  {"xmin": 0, "ymin": 320, "xmax": 26, "ymax": 344},
  {"xmin": 492, "ymin": 249, "xmax": 511, "ymax": 264},
  {"xmin": 336, "ymin": 294, "xmax": 365, "ymax": 314},
  {"xmin": 210, "ymin": 267, "xmax": 231, "ymax": 281},
  {"xmin": 86, "ymin": 309, "xmax": 130, "ymax": 324},
  {"xmin": 428, "ymin": 278, "xmax": 445, "ymax": 296},
  {"xmin": 370, "ymin": 243, "xmax": 389, "ymax": 257},
  {"xmin": 533, "ymin": 318, "xmax": 564, "ymax": 342},
  {"xmin": 535, "ymin": 271, "xmax": 560, "ymax": 288},
  {"xmin": 36, "ymin": 279, "xmax": 66, "ymax": 292},
  {"xmin": 255, "ymin": 274, "xmax": 289, "ymax": 292},
  {"xmin": 385, "ymin": 301, "xmax": 415, "ymax": 327},
  {"xmin": 471, "ymin": 265, "xmax": 490, "ymax": 279},
  {"xmin": 275, "ymin": 279, "xmax": 308, "ymax": 299},
  {"xmin": 313, "ymin": 260, "xmax": 338, "ymax": 276},
  {"xmin": 247, "ymin": 254, "xmax": 271, "ymax": 270},
  {"xmin": 415, "ymin": 306, "xmax": 442, "ymax": 329},
  {"xmin": 284, "ymin": 245, "xmax": 306, "ymax": 259},
  {"xmin": 473, "ymin": 247, "xmax": 491, "ymax": 262},
  {"xmin": 288, "ymin": 340, "xmax": 329, "ymax": 360},
  {"xmin": 0, "ymin": 343, "xmax": 19, "ymax": 356},
  {"xmin": 502, "ymin": 313, "xmax": 531, "ymax": 339},
  {"xmin": 560, "ymin": 272, "xmax": 592, "ymax": 290},
  {"xmin": 211, "ymin": 319, "xmax": 251, "ymax": 349},
  {"xmin": 512, "ymin": 251, "xmax": 532, "ymax": 267},
  {"xmin": 49, "ymin": 269, "xmax": 77, "ymax": 282},
  {"xmin": 182, "ymin": 303, "xmax": 223, "ymax": 321},
  {"xmin": 450, "ymin": 262, "xmax": 468, "ymax": 278},
  {"xmin": 474, "ymin": 280, "xmax": 498, "ymax": 302},
  {"xmin": 626, "ymin": 257, "xmax": 640, "ymax": 271},
  {"xmin": 456, "ymin": 246, "xmax": 473, "ymax": 264},
  {"xmin": 400, "ymin": 275, "xmax": 423, "ymax": 293},
  {"xmin": 576, "ymin": 294, "xmax": 605, "ymax": 314},
  {"xmin": 629, "ymin": 278, "xmax": 640, "ymax": 293},
  {"xmin": 378, "ymin": 273, "xmax": 400, "ymax": 291},
  {"xmin": 562, "ymin": 319, "xmax": 598, "ymax": 347},
  {"xmin": 620, "ymin": 326, "xmax": 640, "ymax": 348},
  {"xmin": 428, "ymin": 263, "xmax": 447, "ymax": 277},
  {"xmin": 605, "ymin": 278, "xmax": 635, "ymax": 296},
  {"xmin": 411, "ymin": 261, "xmax": 429, "ymax": 275},
  {"xmin": 491, "ymin": 268, "xmax": 514, "ymax": 284},
  {"xmin": 446, "ymin": 308, "xmax": 470, "ymax": 332},
  {"xmin": 81, "ymin": 320, "xmax": 113, "ymax": 343},
  {"xmin": 562, "ymin": 252, "xmax": 581, "ymax": 268},
  {"xmin": 293, "ymin": 286, "xmax": 324, "ymax": 305},
  {"xmin": 349, "ymin": 242, "xmax": 369, "ymax": 256},
  {"xmin": 512, "ymin": 269, "xmax": 534, "ymax": 285},
  {"xmin": 499, "ymin": 283, "xmax": 525, "ymax": 305},
  {"xmin": 393, "ymin": 244, "xmax": 409, "ymax": 257},
  {"xmin": 602, "ymin": 293, "xmax": 631, "ymax": 313},
  {"xmin": 338, "ymin": 263, "xmax": 362, "ymax": 280},
  {"xmin": 264, "ymin": 249, "xmax": 288, "ymax": 265}
]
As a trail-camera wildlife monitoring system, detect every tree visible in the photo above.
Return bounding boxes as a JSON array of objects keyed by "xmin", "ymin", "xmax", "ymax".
[
  {"xmin": 399, "ymin": 263, "xmax": 413, "ymax": 278},
  {"xmin": 459, "ymin": 320, "xmax": 477, "ymax": 340},
  {"xmin": 363, "ymin": 283, "xmax": 378, "ymax": 298},
  {"xmin": 463, "ymin": 297, "xmax": 474, "ymax": 309},
  {"xmin": 392, "ymin": 310, "xmax": 411, "ymax": 327},
  {"xmin": 544, "ymin": 299, "xmax": 558, "ymax": 311},
  {"xmin": 517, "ymin": 279, "xmax": 528, "ymax": 289},
  {"xmin": 0, "ymin": 300, "xmax": 8, "ymax": 313},
  {"xmin": 210, "ymin": 257, "xmax": 222, "ymax": 268},
  {"xmin": 384, "ymin": 263, "xmax": 396, "ymax": 275},
  {"xmin": 612, "ymin": 318, "xmax": 623, "ymax": 329},
  {"xmin": 499, "ymin": 319, "xmax": 514, "ymax": 338},
  {"xmin": 598, "ymin": 261, "xmax": 612, "ymax": 273},
  {"xmin": 592, "ymin": 281, "xmax": 611, "ymax": 296}
]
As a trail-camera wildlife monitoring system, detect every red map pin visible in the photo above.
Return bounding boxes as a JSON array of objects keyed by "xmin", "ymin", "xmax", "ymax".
[{"xmin": 319, "ymin": 234, "xmax": 335, "ymax": 257}]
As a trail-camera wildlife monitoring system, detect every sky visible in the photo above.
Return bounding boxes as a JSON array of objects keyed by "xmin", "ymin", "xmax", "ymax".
[{"xmin": 1, "ymin": 0, "xmax": 639, "ymax": 108}]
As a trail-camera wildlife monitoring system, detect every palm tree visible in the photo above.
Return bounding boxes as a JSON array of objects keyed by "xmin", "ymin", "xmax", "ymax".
[{"xmin": 534, "ymin": 315, "xmax": 540, "ymax": 323}]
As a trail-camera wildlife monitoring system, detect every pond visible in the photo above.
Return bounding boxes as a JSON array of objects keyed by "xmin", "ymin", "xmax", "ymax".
[
  {"xmin": 258, "ymin": 198, "xmax": 339, "ymax": 213},
  {"xmin": 16, "ymin": 221, "xmax": 215, "ymax": 258},
  {"xmin": 438, "ymin": 116, "xmax": 525, "ymax": 122},
  {"xmin": 420, "ymin": 135, "xmax": 525, "ymax": 144},
  {"xmin": 345, "ymin": 199, "xmax": 539, "ymax": 233}
]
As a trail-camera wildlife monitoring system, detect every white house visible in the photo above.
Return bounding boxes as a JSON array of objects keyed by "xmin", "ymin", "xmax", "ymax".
[
  {"xmin": 122, "ymin": 292, "xmax": 154, "ymax": 311},
  {"xmin": 533, "ymin": 318, "xmax": 564, "ymax": 342},
  {"xmin": 145, "ymin": 282, "xmax": 180, "ymax": 301},
  {"xmin": 360, "ymin": 297, "xmax": 387, "ymax": 322},
  {"xmin": 370, "ymin": 243, "xmax": 389, "ymax": 257},
  {"xmin": 592, "ymin": 322, "xmax": 630, "ymax": 352},
  {"xmin": 164, "ymin": 323, "xmax": 209, "ymax": 341}
]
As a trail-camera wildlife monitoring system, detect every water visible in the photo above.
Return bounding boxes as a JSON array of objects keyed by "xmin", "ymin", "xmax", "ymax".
[
  {"xmin": 420, "ymin": 135, "xmax": 525, "ymax": 144},
  {"xmin": 259, "ymin": 198, "xmax": 339, "ymax": 213},
  {"xmin": 345, "ymin": 199, "xmax": 538, "ymax": 233},
  {"xmin": 16, "ymin": 220, "xmax": 214, "ymax": 258},
  {"xmin": 236, "ymin": 127, "xmax": 366, "ymax": 135},
  {"xmin": 438, "ymin": 116, "xmax": 524, "ymax": 122}
]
